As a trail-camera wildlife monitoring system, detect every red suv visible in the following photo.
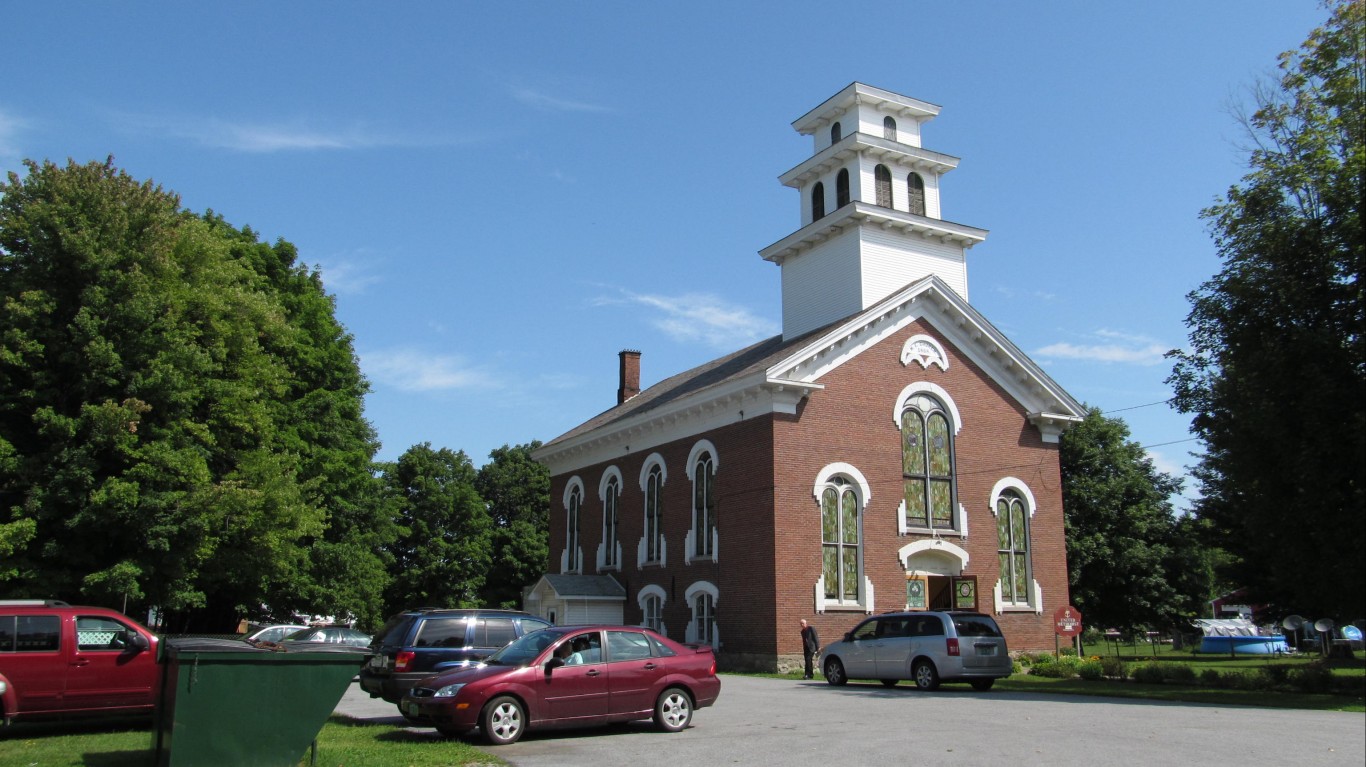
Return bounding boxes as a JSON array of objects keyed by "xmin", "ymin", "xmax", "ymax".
[{"xmin": 0, "ymin": 600, "xmax": 161, "ymax": 723}]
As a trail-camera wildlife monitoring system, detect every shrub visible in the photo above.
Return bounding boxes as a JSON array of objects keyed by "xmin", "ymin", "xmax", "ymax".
[
  {"xmin": 1059, "ymin": 646, "xmax": 1078, "ymax": 657},
  {"xmin": 1291, "ymin": 662, "xmax": 1335, "ymax": 694},
  {"xmin": 1077, "ymin": 660, "xmax": 1104, "ymax": 680},
  {"xmin": 1099, "ymin": 656, "xmax": 1128, "ymax": 679},
  {"xmin": 1199, "ymin": 668, "xmax": 1223, "ymax": 687},
  {"xmin": 1031, "ymin": 655, "xmax": 1080, "ymax": 678},
  {"xmin": 1128, "ymin": 662, "xmax": 1199, "ymax": 685}
]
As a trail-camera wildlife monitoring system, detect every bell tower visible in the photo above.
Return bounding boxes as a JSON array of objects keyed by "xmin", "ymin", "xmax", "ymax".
[{"xmin": 760, "ymin": 83, "xmax": 989, "ymax": 340}]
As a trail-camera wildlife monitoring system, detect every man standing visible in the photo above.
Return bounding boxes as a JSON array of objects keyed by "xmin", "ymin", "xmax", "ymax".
[{"xmin": 800, "ymin": 619, "xmax": 820, "ymax": 679}]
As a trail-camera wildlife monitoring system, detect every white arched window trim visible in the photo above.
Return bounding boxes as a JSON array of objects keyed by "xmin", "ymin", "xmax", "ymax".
[
  {"xmin": 812, "ymin": 463, "xmax": 875, "ymax": 615},
  {"xmin": 894, "ymin": 384, "xmax": 966, "ymax": 536},
  {"xmin": 637, "ymin": 455, "xmax": 668, "ymax": 568},
  {"xmin": 637, "ymin": 584, "xmax": 667, "ymax": 636},
  {"xmin": 684, "ymin": 581, "xmax": 720, "ymax": 648},
  {"xmin": 685, "ymin": 440, "xmax": 719, "ymax": 564},
  {"xmin": 596, "ymin": 466, "xmax": 623, "ymax": 572},
  {"xmin": 560, "ymin": 476, "xmax": 585, "ymax": 574},
  {"xmin": 990, "ymin": 478, "xmax": 1043, "ymax": 615},
  {"xmin": 891, "ymin": 382, "xmax": 963, "ymax": 433}
]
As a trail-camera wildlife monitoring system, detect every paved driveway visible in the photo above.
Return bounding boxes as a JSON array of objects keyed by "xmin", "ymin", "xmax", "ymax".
[{"xmin": 336, "ymin": 676, "xmax": 1364, "ymax": 766}]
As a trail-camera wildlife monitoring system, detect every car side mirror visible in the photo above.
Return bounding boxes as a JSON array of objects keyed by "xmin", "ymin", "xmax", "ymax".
[
  {"xmin": 545, "ymin": 657, "xmax": 565, "ymax": 673},
  {"xmin": 843, "ymin": 632, "xmax": 853, "ymax": 643},
  {"xmin": 127, "ymin": 632, "xmax": 150, "ymax": 651}
]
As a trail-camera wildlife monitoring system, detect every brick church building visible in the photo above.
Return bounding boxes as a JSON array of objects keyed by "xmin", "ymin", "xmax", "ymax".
[{"xmin": 527, "ymin": 83, "xmax": 1085, "ymax": 670}]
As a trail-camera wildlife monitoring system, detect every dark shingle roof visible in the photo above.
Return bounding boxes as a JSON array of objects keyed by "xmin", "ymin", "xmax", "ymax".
[{"xmin": 540, "ymin": 574, "xmax": 627, "ymax": 599}]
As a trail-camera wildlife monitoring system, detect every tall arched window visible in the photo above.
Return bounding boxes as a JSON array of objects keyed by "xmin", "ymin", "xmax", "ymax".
[
  {"xmin": 643, "ymin": 593, "xmax": 663, "ymax": 632},
  {"xmin": 692, "ymin": 451, "xmax": 715, "ymax": 559},
  {"xmin": 830, "ymin": 121, "xmax": 842, "ymax": 144},
  {"xmin": 645, "ymin": 464, "xmax": 663, "ymax": 563},
  {"xmin": 821, "ymin": 477, "xmax": 862, "ymax": 603},
  {"xmin": 693, "ymin": 592, "xmax": 715, "ymax": 645},
  {"xmin": 836, "ymin": 168, "xmax": 850, "ymax": 208},
  {"xmin": 875, "ymin": 164, "xmax": 892, "ymax": 208},
  {"xmin": 902, "ymin": 393, "xmax": 957, "ymax": 530},
  {"xmin": 566, "ymin": 485, "xmax": 582, "ymax": 572},
  {"xmin": 883, "ymin": 115, "xmax": 897, "ymax": 141},
  {"xmin": 996, "ymin": 491, "xmax": 1031, "ymax": 606},
  {"xmin": 908, "ymin": 172, "xmax": 926, "ymax": 216},
  {"xmin": 811, "ymin": 181, "xmax": 826, "ymax": 221},
  {"xmin": 602, "ymin": 475, "xmax": 620, "ymax": 568}
]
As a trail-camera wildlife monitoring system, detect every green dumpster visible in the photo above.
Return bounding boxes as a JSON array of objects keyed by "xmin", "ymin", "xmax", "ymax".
[{"xmin": 152, "ymin": 637, "xmax": 369, "ymax": 767}]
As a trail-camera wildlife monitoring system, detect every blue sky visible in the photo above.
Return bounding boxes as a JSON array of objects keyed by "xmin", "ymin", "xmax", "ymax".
[{"xmin": 2, "ymin": 1, "xmax": 1328, "ymax": 507}]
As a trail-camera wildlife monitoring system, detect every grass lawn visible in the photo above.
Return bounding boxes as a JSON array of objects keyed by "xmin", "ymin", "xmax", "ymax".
[{"xmin": 0, "ymin": 717, "xmax": 502, "ymax": 767}]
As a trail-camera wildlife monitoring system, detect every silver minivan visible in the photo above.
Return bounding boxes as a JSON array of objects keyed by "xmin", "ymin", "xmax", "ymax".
[{"xmin": 819, "ymin": 611, "xmax": 1011, "ymax": 690}]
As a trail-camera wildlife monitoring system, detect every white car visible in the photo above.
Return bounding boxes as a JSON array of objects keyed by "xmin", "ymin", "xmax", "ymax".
[
  {"xmin": 244, "ymin": 624, "xmax": 309, "ymax": 643},
  {"xmin": 820, "ymin": 611, "xmax": 1011, "ymax": 691}
]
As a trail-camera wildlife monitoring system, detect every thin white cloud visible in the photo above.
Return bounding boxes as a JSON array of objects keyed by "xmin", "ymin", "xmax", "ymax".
[
  {"xmin": 1035, "ymin": 329, "xmax": 1170, "ymax": 365},
  {"xmin": 510, "ymin": 87, "xmax": 611, "ymax": 114},
  {"xmin": 108, "ymin": 111, "xmax": 473, "ymax": 153},
  {"xmin": 314, "ymin": 255, "xmax": 383, "ymax": 297},
  {"xmin": 361, "ymin": 348, "xmax": 499, "ymax": 393},
  {"xmin": 594, "ymin": 289, "xmax": 778, "ymax": 349},
  {"xmin": 0, "ymin": 108, "xmax": 26, "ymax": 165}
]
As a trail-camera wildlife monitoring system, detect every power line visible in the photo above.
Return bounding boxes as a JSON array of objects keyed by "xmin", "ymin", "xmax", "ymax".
[{"xmin": 1102, "ymin": 398, "xmax": 1176, "ymax": 414}]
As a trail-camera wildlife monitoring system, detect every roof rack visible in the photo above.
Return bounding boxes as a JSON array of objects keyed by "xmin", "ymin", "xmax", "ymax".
[{"xmin": 0, "ymin": 599, "xmax": 71, "ymax": 607}]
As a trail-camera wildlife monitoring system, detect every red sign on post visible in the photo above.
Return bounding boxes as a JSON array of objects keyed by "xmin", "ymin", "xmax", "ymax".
[{"xmin": 1054, "ymin": 605, "xmax": 1083, "ymax": 637}]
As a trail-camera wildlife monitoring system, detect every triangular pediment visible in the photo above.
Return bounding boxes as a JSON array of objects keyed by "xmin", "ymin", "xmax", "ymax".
[{"xmin": 765, "ymin": 275, "xmax": 1084, "ymax": 436}]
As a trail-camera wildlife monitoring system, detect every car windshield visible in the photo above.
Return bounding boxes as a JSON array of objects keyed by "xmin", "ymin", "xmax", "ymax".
[
  {"xmin": 483, "ymin": 628, "xmax": 562, "ymax": 666},
  {"xmin": 952, "ymin": 615, "xmax": 1003, "ymax": 637}
]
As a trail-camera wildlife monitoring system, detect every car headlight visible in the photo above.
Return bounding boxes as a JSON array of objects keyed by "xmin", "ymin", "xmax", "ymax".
[
  {"xmin": 0, "ymin": 680, "xmax": 7, "ymax": 695},
  {"xmin": 434, "ymin": 683, "xmax": 465, "ymax": 698}
]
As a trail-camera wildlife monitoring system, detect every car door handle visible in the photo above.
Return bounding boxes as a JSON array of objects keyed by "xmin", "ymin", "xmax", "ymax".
[
  {"xmin": 643, "ymin": 663, "xmax": 657, "ymax": 670},
  {"xmin": 71, "ymin": 659, "xmax": 90, "ymax": 667},
  {"xmin": 586, "ymin": 669, "xmax": 600, "ymax": 677}
]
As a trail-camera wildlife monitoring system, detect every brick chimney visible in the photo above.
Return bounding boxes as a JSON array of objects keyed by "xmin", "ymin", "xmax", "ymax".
[{"xmin": 618, "ymin": 350, "xmax": 641, "ymax": 404}]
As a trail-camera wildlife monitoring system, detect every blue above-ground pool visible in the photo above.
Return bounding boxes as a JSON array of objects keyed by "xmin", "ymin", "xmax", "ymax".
[{"xmin": 1199, "ymin": 635, "xmax": 1290, "ymax": 654}]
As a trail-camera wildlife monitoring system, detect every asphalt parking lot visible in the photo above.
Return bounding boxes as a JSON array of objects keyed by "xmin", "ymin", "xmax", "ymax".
[{"xmin": 336, "ymin": 676, "xmax": 1365, "ymax": 766}]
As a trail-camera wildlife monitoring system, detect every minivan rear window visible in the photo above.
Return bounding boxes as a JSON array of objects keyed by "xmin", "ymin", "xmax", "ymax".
[
  {"xmin": 377, "ymin": 614, "xmax": 417, "ymax": 646},
  {"xmin": 414, "ymin": 617, "xmax": 467, "ymax": 648},
  {"xmin": 952, "ymin": 615, "xmax": 1003, "ymax": 637}
]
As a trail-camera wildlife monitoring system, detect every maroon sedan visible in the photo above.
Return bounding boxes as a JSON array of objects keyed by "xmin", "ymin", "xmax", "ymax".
[{"xmin": 400, "ymin": 625, "xmax": 721, "ymax": 745}]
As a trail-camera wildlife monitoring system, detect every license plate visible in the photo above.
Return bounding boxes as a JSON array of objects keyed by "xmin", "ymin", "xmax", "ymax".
[
  {"xmin": 370, "ymin": 655, "xmax": 388, "ymax": 668},
  {"xmin": 405, "ymin": 702, "xmax": 421, "ymax": 717},
  {"xmin": 977, "ymin": 645, "xmax": 997, "ymax": 655}
]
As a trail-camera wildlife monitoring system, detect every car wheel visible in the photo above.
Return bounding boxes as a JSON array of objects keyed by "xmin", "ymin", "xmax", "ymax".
[
  {"xmin": 970, "ymin": 678, "xmax": 995, "ymax": 691},
  {"xmin": 654, "ymin": 687, "xmax": 693, "ymax": 732},
  {"xmin": 481, "ymin": 695, "xmax": 526, "ymax": 745},
  {"xmin": 879, "ymin": 679, "xmax": 898, "ymax": 688},
  {"xmin": 912, "ymin": 660, "xmax": 940, "ymax": 691},
  {"xmin": 823, "ymin": 657, "xmax": 847, "ymax": 686}
]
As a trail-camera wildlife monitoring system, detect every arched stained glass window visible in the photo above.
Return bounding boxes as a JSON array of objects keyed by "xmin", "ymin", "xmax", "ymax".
[
  {"xmin": 821, "ymin": 477, "xmax": 861, "ymax": 602},
  {"xmin": 875, "ymin": 164, "xmax": 892, "ymax": 208},
  {"xmin": 996, "ymin": 491, "xmax": 1031, "ymax": 605},
  {"xmin": 902, "ymin": 393, "xmax": 956, "ymax": 530},
  {"xmin": 908, "ymin": 173, "xmax": 926, "ymax": 216}
]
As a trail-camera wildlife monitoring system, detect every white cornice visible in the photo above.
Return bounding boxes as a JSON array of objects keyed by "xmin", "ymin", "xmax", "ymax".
[
  {"xmin": 793, "ymin": 83, "xmax": 941, "ymax": 134},
  {"xmin": 534, "ymin": 373, "xmax": 823, "ymax": 476},
  {"xmin": 778, "ymin": 132, "xmax": 959, "ymax": 189},
  {"xmin": 758, "ymin": 202, "xmax": 987, "ymax": 265}
]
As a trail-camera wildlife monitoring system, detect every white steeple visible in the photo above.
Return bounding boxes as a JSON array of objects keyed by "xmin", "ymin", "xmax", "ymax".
[{"xmin": 760, "ymin": 83, "xmax": 988, "ymax": 340}]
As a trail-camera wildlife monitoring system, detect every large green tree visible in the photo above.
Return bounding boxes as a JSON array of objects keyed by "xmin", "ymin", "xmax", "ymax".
[
  {"xmin": 0, "ymin": 159, "xmax": 387, "ymax": 630},
  {"xmin": 475, "ymin": 442, "xmax": 549, "ymax": 608},
  {"xmin": 1060, "ymin": 408, "xmax": 1210, "ymax": 634},
  {"xmin": 380, "ymin": 444, "xmax": 492, "ymax": 615},
  {"xmin": 1168, "ymin": 1, "xmax": 1364, "ymax": 619}
]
